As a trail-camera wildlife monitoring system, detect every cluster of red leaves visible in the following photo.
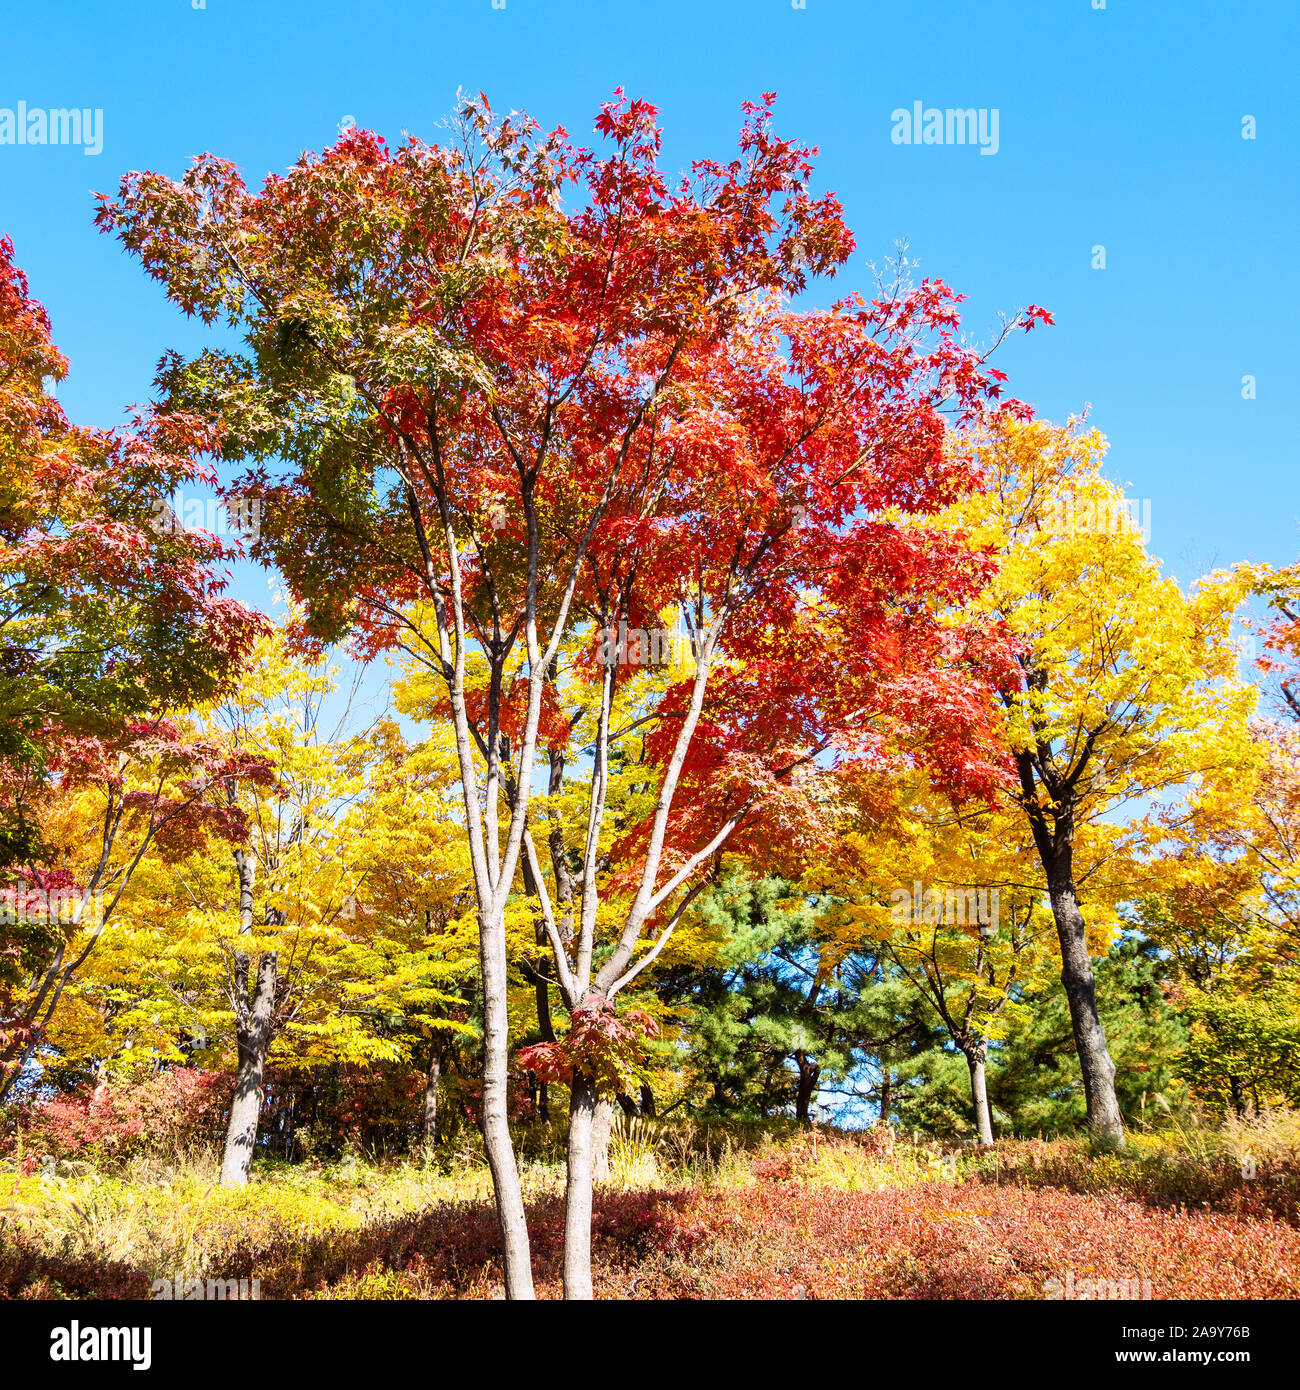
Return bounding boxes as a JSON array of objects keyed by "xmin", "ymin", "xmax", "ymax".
[
  {"xmin": 0, "ymin": 238, "xmax": 265, "ymax": 697},
  {"xmin": 518, "ymin": 994, "xmax": 658, "ymax": 1092},
  {"xmin": 0, "ymin": 1068, "xmax": 231, "ymax": 1163},
  {"xmin": 1255, "ymin": 564, "xmax": 1300, "ymax": 725},
  {"xmin": 2, "ymin": 1064, "xmax": 476, "ymax": 1166},
  {"xmin": 94, "ymin": 96, "xmax": 1041, "ymax": 879},
  {"xmin": 0, "ymin": 867, "xmax": 82, "ymax": 921},
  {"xmin": 50, "ymin": 719, "xmax": 274, "ymax": 859}
]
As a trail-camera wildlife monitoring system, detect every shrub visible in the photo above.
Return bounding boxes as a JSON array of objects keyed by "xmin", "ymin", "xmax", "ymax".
[{"xmin": 1, "ymin": 1068, "xmax": 230, "ymax": 1166}]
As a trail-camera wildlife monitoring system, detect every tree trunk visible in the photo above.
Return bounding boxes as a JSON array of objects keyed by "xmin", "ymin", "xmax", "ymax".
[
  {"xmin": 219, "ymin": 848, "xmax": 278, "ymax": 1186},
  {"xmin": 593, "ymin": 1094, "xmax": 616, "ymax": 1182},
  {"xmin": 534, "ymin": 956, "xmax": 554, "ymax": 1040},
  {"xmin": 0, "ymin": 947, "xmax": 63, "ymax": 1107},
  {"xmin": 423, "ymin": 1043, "xmax": 442, "ymax": 1145},
  {"xmin": 795, "ymin": 1051, "xmax": 820, "ymax": 1124},
  {"xmin": 219, "ymin": 949, "xmax": 277, "ymax": 1185},
  {"xmin": 1229, "ymin": 1073, "xmax": 1246, "ymax": 1117},
  {"xmin": 532, "ymin": 949, "xmax": 554, "ymax": 1124},
  {"xmin": 964, "ymin": 1044, "xmax": 994, "ymax": 1145},
  {"xmin": 879, "ymin": 1069, "xmax": 892, "ymax": 1127},
  {"xmin": 524, "ymin": 838, "xmax": 556, "ymax": 1127},
  {"xmin": 639, "ymin": 1081, "xmax": 656, "ymax": 1118},
  {"xmin": 1018, "ymin": 751, "xmax": 1126, "ymax": 1151},
  {"xmin": 477, "ymin": 906, "xmax": 535, "ymax": 1298},
  {"xmin": 1046, "ymin": 869, "xmax": 1126, "ymax": 1149},
  {"xmin": 563, "ymin": 1071, "xmax": 598, "ymax": 1300}
]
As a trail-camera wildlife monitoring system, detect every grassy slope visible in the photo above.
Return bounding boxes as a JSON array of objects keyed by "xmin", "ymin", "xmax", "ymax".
[{"xmin": 2, "ymin": 1117, "xmax": 1298, "ymax": 1300}]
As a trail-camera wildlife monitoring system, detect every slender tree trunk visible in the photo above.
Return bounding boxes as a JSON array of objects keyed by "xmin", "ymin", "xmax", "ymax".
[
  {"xmin": 219, "ymin": 949, "xmax": 277, "ymax": 1185},
  {"xmin": 285, "ymin": 1090, "xmax": 297, "ymax": 1161},
  {"xmin": 423, "ymin": 1043, "xmax": 442, "ymax": 1145},
  {"xmin": 593, "ymin": 1094, "xmax": 616, "ymax": 1182},
  {"xmin": 1020, "ymin": 765, "xmax": 1127, "ymax": 1152},
  {"xmin": 563, "ymin": 1072, "xmax": 598, "ymax": 1300},
  {"xmin": 879, "ymin": 1069, "xmax": 892, "ymax": 1127},
  {"xmin": 532, "ymin": 938, "xmax": 555, "ymax": 1124},
  {"xmin": 521, "ymin": 791, "xmax": 557, "ymax": 1130},
  {"xmin": 534, "ymin": 954, "xmax": 554, "ymax": 1036},
  {"xmin": 795, "ymin": 1051, "xmax": 820, "ymax": 1124},
  {"xmin": 477, "ymin": 907, "xmax": 535, "ymax": 1298},
  {"xmin": 219, "ymin": 848, "xmax": 278, "ymax": 1186},
  {"xmin": 964, "ymin": 1044, "xmax": 994, "ymax": 1145},
  {"xmin": 1046, "ymin": 869, "xmax": 1126, "ymax": 1149}
]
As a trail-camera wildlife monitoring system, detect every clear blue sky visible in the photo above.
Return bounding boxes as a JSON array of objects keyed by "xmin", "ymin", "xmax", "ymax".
[{"xmin": 2, "ymin": 0, "xmax": 1297, "ymax": 607}]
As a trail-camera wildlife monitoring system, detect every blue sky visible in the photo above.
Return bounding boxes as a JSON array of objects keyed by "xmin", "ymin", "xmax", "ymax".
[{"xmin": 2, "ymin": 0, "xmax": 1297, "ymax": 608}]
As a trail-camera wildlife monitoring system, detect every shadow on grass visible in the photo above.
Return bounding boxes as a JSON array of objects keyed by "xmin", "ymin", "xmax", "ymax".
[{"xmin": 0, "ymin": 1188, "xmax": 698, "ymax": 1300}]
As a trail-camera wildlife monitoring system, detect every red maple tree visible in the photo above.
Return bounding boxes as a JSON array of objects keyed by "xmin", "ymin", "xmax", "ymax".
[{"xmin": 97, "ymin": 90, "xmax": 1047, "ymax": 1296}]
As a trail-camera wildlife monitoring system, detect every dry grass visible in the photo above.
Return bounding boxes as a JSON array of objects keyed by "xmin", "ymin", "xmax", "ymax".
[{"xmin": 2, "ymin": 1110, "xmax": 1297, "ymax": 1299}]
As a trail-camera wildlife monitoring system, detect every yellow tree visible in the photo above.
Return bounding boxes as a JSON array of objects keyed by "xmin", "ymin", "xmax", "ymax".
[
  {"xmin": 822, "ymin": 770, "xmax": 1075, "ymax": 1142},
  {"xmin": 1134, "ymin": 720, "xmax": 1300, "ymax": 1111},
  {"xmin": 358, "ymin": 719, "xmax": 480, "ymax": 1142},
  {"xmin": 203, "ymin": 627, "xmax": 390, "ymax": 1183},
  {"xmin": 47, "ymin": 666, "xmax": 482, "ymax": 1159},
  {"xmin": 940, "ymin": 416, "xmax": 1259, "ymax": 1147},
  {"xmin": 57, "ymin": 625, "xmax": 463, "ymax": 1181},
  {"xmin": 0, "ymin": 721, "xmax": 267, "ymax": 1105}
]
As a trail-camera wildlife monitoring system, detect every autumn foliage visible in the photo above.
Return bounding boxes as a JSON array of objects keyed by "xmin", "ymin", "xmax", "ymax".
[{"xmin": 1, "ymin": 86, "xmax": 1297, "ymax": 1308}]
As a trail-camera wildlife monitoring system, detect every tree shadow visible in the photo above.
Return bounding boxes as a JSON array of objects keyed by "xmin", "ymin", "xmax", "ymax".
[{"xmin": 0, "ymin": 1187, "xmax": 699, "ymax": 1300}]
